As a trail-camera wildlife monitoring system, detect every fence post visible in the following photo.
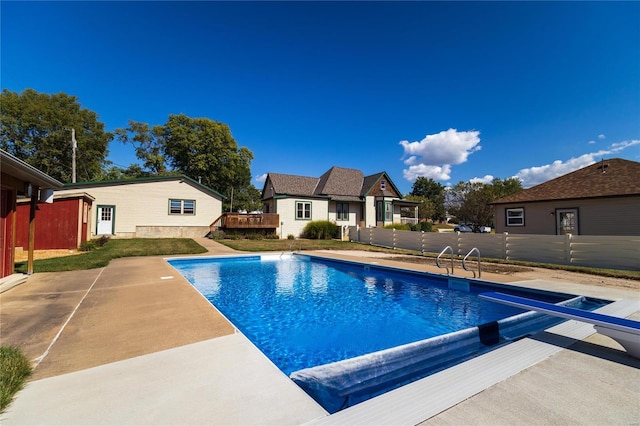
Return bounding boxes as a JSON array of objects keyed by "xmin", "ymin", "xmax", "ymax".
[
  {"xmin": 392, "ymin": 228, "xmax": 396, "ymax": 250},
  {"xmin": 369, "ymin": 227, "xmax": 373, "ymax": 246},
  {"xmin": 421, "ymin": 231, "xmax": 425, "ymax": 255},
  {"xmin": 503, "ymin": 232, "xmax": 509, "ymax": 261},
  {"xmin": 565, "ymin": 233, "xmax": 572, "ymax": 265}
]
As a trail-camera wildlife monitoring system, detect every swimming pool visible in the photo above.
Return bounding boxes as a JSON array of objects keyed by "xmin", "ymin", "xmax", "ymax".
[{"xmin": 167, "ymin": 254, "xmax": 608, "ymax": 413}]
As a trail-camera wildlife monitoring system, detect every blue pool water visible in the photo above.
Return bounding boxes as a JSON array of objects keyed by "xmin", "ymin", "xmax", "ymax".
[{"xmin": 168, "ymin": 254, "xmax": 607, "ymax": 412}]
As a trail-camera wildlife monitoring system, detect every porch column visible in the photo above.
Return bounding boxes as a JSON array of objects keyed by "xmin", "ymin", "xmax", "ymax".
[{"xmin": 27, "ymin": 185, "xmax": 39, "ymax": 275}]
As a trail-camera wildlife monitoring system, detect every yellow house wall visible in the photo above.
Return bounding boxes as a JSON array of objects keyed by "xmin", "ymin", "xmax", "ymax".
[{"xmin": 56, "ymin": 180, "xmax": 222, "ymax": 238}]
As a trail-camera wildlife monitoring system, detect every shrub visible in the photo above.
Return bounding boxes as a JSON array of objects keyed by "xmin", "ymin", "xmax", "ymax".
[
  {"xmin": 302, "ymin": 220, "xmax": 339, "ymax": 240},
  {"xmin": 95, "ymin": 235, "xmax": 110, "ymax": 247},
  {"xmin": 79, "ymin": 240, "xmax": 96, "ymax": 252},
  {"xmin": 383, "ymin": 223, "xmax": 411, "ymax": 231},
  {"xmin": 287, "ymin": 234, "xmax": 296, "ymax": 240},
  {"xmin": 419, "ymin": 221, "xmax": 433, "ymax": 232},
  {"xmin": 79, "ymin": 235, "xmax": 111, "ymax": 252}
]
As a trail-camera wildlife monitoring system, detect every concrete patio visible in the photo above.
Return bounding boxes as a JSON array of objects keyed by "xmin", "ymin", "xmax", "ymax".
[{"xmin": 1, "ymin": 239, "xmax": 638, "ymax": 425}]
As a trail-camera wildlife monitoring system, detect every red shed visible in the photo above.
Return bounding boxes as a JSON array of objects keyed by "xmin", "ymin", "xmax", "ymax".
[{"xmin": 16, "ymin": 192, "xmax": 94, "ymax": 250}]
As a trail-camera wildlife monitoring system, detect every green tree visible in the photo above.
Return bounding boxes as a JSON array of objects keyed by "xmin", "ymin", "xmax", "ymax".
[
  {"xmin": 159, "ymin": 114, "xmax": 254, "ymax": 212},
  {"xmin": 410, "ymin": 177, "xmax": 446, "ymax": 221},
  {"xmin": 446, "ymin": 177, "xmax": 523, "ymax": 230},
  {"xmin": 489, "ymin": 177, "xmax": 523, "ymax": 200},
  {"xmin": 0, "ymin": 89, "xmax": 112, "ymax": 182},
  {"xmin": 114, "ymin": 114, "xmax": 258, "ymax": 211},
  {"xmin": 228, "ymin": 184, "xmax": 263, "ymax": 213},
  {"xmin": 404, "ymin": 195, "xmax": 435, "ymax": 221},
  {"xmin": 114, "ymin": 121, "xmax": 167, "ymax": 175}
]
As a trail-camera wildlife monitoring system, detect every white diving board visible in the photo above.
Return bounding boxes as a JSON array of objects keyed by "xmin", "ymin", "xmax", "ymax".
[{"xmin": 479, "ymin": 292, "xmax": 640, "ymax": 359}]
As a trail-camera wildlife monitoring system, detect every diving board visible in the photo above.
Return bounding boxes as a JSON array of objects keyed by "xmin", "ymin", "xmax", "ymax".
[{"xmin": 479, "ymin": 292, "xmax": 640, "ymax": 359}]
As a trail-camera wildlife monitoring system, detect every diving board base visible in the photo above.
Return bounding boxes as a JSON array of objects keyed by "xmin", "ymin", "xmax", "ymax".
[
  {"xmin": 479, "ymin": 292, "xmax": 640, "ymax": 359},
  {"xmin": 594, "ymin": 325, "xmax": 640, "ymax": 359}
]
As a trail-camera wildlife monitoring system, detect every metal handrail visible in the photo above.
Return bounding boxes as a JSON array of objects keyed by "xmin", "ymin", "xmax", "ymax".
[
  {"xmin": 462, "ymin": 247, "xmax": 481, "ymax": 278},
  {"xmin": 289, "ymin": 239, "xmax": 302, "ymax": 253},
  {"xmin": 436, "ymin": 246, "xmax": 454, "ymax": 275}
]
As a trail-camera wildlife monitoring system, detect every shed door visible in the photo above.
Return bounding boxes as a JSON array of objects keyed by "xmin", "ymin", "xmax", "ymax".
[
  {"xmin": 97, "ymin": 205, "xmax": 114, "ymax": 235},
  {"xmin": 557, "ymin": 209, "xmax": 578, "ymax": 235}
]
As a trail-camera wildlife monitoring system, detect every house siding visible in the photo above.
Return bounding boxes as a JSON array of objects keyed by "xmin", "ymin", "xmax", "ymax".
[
  {"xmin": 56, "ymin": 180, "xmax": 222, "ymax": 238},
  {"xmin": 327, "ymin": 201, "xmax": 360, "ymax": 227},
  {"xmin": 364, "ymin": 196, "xmax": 376, "ymax": 228},
  {"xmin": 275, "ymin": 198, "xmax": 329, "ymax": 238},
  {"xmin": 494, "ymin": 195, "xmax": 640, "ymax": 235}
]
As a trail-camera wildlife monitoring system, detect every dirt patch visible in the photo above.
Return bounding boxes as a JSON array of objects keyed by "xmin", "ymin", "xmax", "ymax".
[
  {"xmin": 14, "ymin": 249, "xmax": 82, "ymax": 262},
  {"xmin": 387, "ymin": 255, "xmax": 640, "ymax": 291},
  {"xmin": 388, "ymin": 256, "xmax": 534, "ymax": 275}
]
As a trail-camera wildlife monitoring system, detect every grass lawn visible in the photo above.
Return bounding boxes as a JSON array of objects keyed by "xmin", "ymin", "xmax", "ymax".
[
  {"xmin": 14, "ymin": 238, "xmax": 207, "ymax": 273},
  {"xmin": 0, "ymin": 346, "xmax": 32, "ymax": 413},
  {"xmin": 217, "ymin": 238, "xmax": 397, "ymax": 253}
]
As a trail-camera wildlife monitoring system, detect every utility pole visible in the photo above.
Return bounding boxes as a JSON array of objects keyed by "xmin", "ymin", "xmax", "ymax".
[{"xmin": 71, "ymin": 128, "xmax": 77, "ymax": 183}]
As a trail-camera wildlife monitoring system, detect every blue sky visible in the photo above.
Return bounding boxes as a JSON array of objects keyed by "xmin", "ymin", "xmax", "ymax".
[{"xmin": 2, "ymin": 1, "xmax": 639, "ymax": 195}]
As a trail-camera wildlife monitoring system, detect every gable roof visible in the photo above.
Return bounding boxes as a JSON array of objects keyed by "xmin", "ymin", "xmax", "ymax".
[
  {"xmin": 264, "ymin": 166, "xmax": 403, "ymax": 202},
  {"xmin": 61, "ymin": 175, "xmax": 226, "ymax": 199},
  {"xmin": 361, "ymin": 172, "xmax": 402, "ymax": 197},
  {"xmin": 493, "ymin": 158, "xmax": 640, "ymax": 204}
]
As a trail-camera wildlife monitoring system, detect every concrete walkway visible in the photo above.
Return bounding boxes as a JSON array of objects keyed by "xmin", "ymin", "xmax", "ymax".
[{"xmin": 1, "ymin": 240, "xmax": 639, "ymax": 424}]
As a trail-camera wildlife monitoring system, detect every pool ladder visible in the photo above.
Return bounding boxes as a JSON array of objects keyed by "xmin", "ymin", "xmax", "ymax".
[
  {"xmin": 436, "ymin": 246, "xmax": 454, "ymax": 275},
  {"xmin": 289, "ymin": 239, "xmax": 302, "ymax": 253},
  {"xmin": 436, "ymin": 246, "xmax": 482, "ymax": 278},
  {"xmin": 462, "ymin": 247, "xmax": 482, "ymax": 278}
]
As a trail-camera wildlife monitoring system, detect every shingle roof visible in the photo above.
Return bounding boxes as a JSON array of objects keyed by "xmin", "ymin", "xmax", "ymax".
[
  {"xmin": 266, "ymin": 166, "xmax": 400, "ymax": 201},
  {"xmin": 492, "ymin": 158, "xmax": 640, "ymax": 204},
  {"xmin": 267, "ymin": 173, "xmax": 320, "ymax": 196},
  {"xmin": 315, "ymin": 167, "xmax": 364, "ymax": 199}
]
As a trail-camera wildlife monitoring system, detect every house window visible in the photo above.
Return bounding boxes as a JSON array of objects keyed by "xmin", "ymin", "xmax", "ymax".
[
  {"xmin": 296, "ymin": 201, "xmax": 311, "ymax": 220},
  {"xmin": 336, "ymin": 202, "xmax": 349, "ymax": 221},
  {"xmin": 169, "ymin": 199, "xmax": 196, "ymax": 215},
  {"xmin": 376, "ymin": 201, "xmax": 392, "ymax": 222},
  {"xmin": 380, "ymin": 180, "xmax": 386, "ymax": 190},
  {"xmin": 506, "ymin": 208, "xmax": 524, "ymax": 226}
]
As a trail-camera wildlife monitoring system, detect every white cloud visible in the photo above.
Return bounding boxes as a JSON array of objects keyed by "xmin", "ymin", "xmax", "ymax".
[
  {"xmin": 403, "ymin": 164, "xmax": 452, "ymax": 181},
  {"xmin": 400, "ymin": 129, "xmax": 481, "ymax": 182},
  {"xmin": 470, "ymin": 175, "xmax": 494, "ymax": 184},
  {"xmin": 515, "ymin": 139, "xmax": 640, "ymax": 187},
  {"xmin": 588, "ymin": 140, "xmax": 595, "ymax": 144},
  {"xmin": 254, "ymin": 173, "xmax": 268, "ymax": 183},
  {"xmin": 598, "ymin": 134, "xmax": 606, "ymax": 140}
]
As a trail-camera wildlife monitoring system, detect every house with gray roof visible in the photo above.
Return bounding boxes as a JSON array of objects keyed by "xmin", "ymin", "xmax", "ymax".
[
  {"xmin": 491, "ymin": 158, "xmax": 640, "ymax": 235},
  {"xmin": 261, "ymin": 166, "xmax": 418, "ymax": 238}
]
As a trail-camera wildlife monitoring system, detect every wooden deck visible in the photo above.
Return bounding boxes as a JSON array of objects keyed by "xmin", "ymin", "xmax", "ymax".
[{"xmin": 211, "ymin": 213, "xmax": 279, "ymax": 231}]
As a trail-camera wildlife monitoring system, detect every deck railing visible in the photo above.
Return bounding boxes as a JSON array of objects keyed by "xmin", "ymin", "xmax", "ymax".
[{"xmin": 211, "ymin": 213, "xmax": 280, "ymax": 230}]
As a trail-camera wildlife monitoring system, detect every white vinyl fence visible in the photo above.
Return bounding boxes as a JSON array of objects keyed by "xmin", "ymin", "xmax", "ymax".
[{"xmin": 347, "ymin": 226, "xmax": 640, "ymax": 271}]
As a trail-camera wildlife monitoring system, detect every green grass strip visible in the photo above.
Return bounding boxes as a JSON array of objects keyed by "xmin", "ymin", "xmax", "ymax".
[
  {"xmin": 15, "ymin": 238, "xmax": 207, "ymax": 273},
  {"xmin": 0, "ymin": 346, "xmax": 32, "ymax": 412}
]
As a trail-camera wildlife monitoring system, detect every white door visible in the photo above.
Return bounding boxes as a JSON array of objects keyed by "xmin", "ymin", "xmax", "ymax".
[{"xmin": 97, "ymin": 206, "xmax": 114, "ymax": 235}]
